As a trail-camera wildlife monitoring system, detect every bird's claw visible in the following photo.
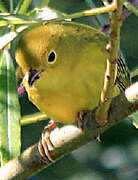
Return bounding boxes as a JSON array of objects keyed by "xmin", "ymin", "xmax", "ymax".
[{"xmin": 38, "ymin": 121, "xmax": 58, "ymax": 163}]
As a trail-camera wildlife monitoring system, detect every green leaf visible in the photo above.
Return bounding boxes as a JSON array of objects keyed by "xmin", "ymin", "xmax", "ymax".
[
  {"xmin": 9, "ymin": 0, "xmax": 13, "ymax": 13},
  {"xmin": 0, "ymin": 49, "xmax": 21, "ymax": 166},
  {"xmin": 0, "ymin": 1, "xmax": 8, "ymax": 13},
  {"xmin": 15, "ymin": 0, "xmax": 32, "ymax": 14},
  {"xmin": 0, "ymin": 14, "xmax": 35, "ymax": 27},
  {"xmin": 0, "ymin": 50, "xmax": 9, "ymax": 165}
]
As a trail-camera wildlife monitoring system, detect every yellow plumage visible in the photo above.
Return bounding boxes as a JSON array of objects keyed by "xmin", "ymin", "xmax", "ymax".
[{"xmin": 15, "ymin": 21, "xmax": 130, "ymax": 124}]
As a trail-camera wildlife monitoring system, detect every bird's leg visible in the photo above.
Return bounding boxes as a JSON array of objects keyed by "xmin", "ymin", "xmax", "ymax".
[
  {"xmin": 76, "ymin": 110, "xmax": 101, "ymax": 141},
  {"xmin": 38, "ymin": 120, "xmax": 58, "ymax": 163},
  {"xmin": 76, "ymin": 110, "xmax": 89, "ymax": 129}
]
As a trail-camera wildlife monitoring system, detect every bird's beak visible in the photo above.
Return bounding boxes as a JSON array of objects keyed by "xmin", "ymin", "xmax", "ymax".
[
  {"xmin": 17, "ymin": 69, "xmax": 42, "ymax": 96},
  {"xmin": 28, "ymin": 69, "xmax": 41, "ymax": 86}
]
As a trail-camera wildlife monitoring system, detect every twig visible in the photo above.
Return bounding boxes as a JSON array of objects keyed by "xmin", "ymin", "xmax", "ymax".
[
  {"xmin": 0, "ymin": 82, "xmax": 138, "ymax": 180},
  {"xmin": 124, "ymin": 2, "xmax": 138, "ymax": 16},
  {"xmin": 0, "ymin": 1, "xmax": 117, "ymax": 28},
  {"xmin": 96, "ymin": 0, "xmax": 122, "ymax": 125},
  {"xmin": 20, "ymin": 113, "xmax": 48, "ymax": 126},
  {"xmin": 45, "ymin": 1, "xmax": 117, "ymax": 22}
]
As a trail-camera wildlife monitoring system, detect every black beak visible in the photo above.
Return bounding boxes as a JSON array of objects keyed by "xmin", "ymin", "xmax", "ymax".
[{"xmin": 28, "ymin": 69, "xmax": 41, "ymax": 86}]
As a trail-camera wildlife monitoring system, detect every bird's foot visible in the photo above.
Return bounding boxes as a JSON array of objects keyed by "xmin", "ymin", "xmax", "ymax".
[
  {"xmin": 76, "ymin": 110, "xmax": 99, "ymax": 130},
  {"xmin": 77, "ymin": 110, "xmax": 102, "ymax": 142},
  {"xmin": 76, "ymin": 110, "xmax": 90, "ymax": 129},
  {"xmin": 38, "ymin": 120, "xmax": 58, "ymax": 163}
]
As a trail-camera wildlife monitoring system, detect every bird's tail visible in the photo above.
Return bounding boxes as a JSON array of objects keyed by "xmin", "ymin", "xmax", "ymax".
[{"xmin": 116, "ymin": 55, "xmax": 131, "ymax": 92}]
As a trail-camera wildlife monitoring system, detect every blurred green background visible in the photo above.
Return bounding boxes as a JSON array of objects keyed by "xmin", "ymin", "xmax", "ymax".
[{"xmin": 2, "ymin": 0, "xmax": 138, "ymax": 179}]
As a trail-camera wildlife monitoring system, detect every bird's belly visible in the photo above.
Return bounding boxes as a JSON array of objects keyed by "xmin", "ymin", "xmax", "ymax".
[{"xmin": 28, "ymin": 81, "xmax": 101, "ymax": 124}]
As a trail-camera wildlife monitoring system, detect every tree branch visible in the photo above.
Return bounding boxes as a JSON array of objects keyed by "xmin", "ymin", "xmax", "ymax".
[
  {"xmin": 0, "ymin": 82, "xmax": 138, "ymax": 180},
  {"xmin": 96, "ymin": 0, "xmax": 122, "ymax": 124}
]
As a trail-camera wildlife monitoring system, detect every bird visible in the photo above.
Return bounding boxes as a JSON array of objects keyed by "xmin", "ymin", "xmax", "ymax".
[{"xmin": 15, "ymin": 21, "xmax": 131, "ymax": 125}]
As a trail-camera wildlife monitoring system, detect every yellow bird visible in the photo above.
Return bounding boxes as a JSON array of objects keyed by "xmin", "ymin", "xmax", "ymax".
[{"xmin": 15, "ymin": 21, "xmax": 130, "ymax": 124}]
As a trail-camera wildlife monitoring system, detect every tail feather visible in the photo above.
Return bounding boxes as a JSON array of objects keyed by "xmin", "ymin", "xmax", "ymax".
[{"xmin": 116, "ymin": 56, "xmax": 131, "ymax": 92}]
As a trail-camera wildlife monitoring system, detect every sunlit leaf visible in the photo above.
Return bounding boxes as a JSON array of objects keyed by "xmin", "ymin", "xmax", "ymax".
[{"xmin": 0, "ymin": 49, "xmax": 21, "ymax": 166}]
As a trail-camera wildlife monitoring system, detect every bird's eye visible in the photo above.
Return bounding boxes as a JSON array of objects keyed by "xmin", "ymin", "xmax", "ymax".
[{"xmin": 47, "ymin": 50, "xmax": 57, "ymax": 64}]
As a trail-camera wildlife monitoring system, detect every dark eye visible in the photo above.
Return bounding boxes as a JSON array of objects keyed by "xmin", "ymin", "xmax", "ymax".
[{"xmin": 48, "ymin": 51, "xmax": 57, "ymax": 64}]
